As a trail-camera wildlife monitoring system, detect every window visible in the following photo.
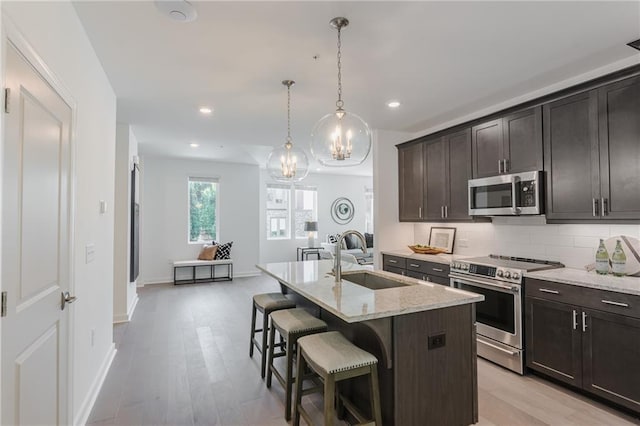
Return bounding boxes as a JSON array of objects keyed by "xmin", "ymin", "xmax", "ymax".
[
  {"xmin": 188, "ymin": 177, "xmax": 218, "ymax": 243},
  {"xmin": 266, "ymin": 184, "xmax": 291, "ymax": 239},
  {"xmin": 294, "ymin": 186, "xmax": 318, "ymax": 239},
  {"xmin": 365, "ymin": 187, "xmax": 374, "ymax": 234}
]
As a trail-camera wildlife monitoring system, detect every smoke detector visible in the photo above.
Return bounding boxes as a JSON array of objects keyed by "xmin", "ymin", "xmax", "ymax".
[{"xmin": 155, "ymin": 1, "xmax": 198, "ymax": 23}]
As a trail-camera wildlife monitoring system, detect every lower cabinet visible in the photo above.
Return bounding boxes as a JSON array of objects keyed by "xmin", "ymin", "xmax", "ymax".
[
  {"xmin": 382, "ymin": 254, "xmax": 450, "ymax": 285},
  {"xmin": 525, "ymin": 278, "xmax": 640, "ymax": 412}
]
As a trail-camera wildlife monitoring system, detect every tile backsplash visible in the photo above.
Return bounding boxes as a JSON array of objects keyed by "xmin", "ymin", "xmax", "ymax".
[{"xmin": 414, "ymin": 217, "xmax": 640, "ymax": 269}]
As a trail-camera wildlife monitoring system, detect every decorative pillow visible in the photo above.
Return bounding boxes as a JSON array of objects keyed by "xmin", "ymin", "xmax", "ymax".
[
  {"xmin": 365, "ymin": 232, "xmax": 374, "ymax": 248},
  {"xmin": 345, "ymin": 234, "xmax": 361, "ymax": 250},
  {"xmin": 214, "ymin": 241, "xmax": 233, "ymax": 260},
  {"xmin": 198, "ymin": 244, "xmax": 218, "ymax": 260}
]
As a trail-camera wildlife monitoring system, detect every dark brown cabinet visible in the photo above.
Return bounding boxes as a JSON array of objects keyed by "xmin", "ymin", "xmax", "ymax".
[
  {"xmin": 545, "ymin": 75, "xmax": 640, "ymax": 221},
  {"xmin": 472, "ymin": 107, "xmax": 542, "ymax": 178},
  {"xmin": 398, "ymin": 143, "xmax": 424, "ymax": 221},
  {"xmin": 525, "ymin": 278, "xmax": 640, "ymax": 412},
  {"xmin": 425, "ymin": 128, "xmax": 473, "ymax": 221},
  {"xmin": 382, "ymin": 254, "xmax": 450, "ymax": 285},
  {"xmin": 398, "ymin": 129, "xmax": 472, "ymax": 222}
]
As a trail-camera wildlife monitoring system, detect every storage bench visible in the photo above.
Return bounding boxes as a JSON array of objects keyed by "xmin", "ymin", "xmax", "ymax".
[{"xmin": 173, "ymin": 259, "xmax": 233, "ymax": 284}]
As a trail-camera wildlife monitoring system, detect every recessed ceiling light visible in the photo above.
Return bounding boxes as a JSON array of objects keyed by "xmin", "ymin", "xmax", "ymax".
[
  {"xmin": 199, "ymin": 107, "xmax": 213, "ymax": 114},
  {"xmin": 190, "ymin": 143, "xmax": 199, "ymax": 148},
  {"xmin": 387, "ymin": 101, "xmax": 401, "ymax": 108}
]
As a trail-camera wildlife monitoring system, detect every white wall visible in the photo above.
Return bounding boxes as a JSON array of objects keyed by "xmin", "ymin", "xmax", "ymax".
[
  {"xmin": 139, "ymin": 155, "xmax": 260, "ymax": 283},
  {"xmin": 372, "ymin": 130, "xmax": 415, "ymax": 269},
  {"xmin": 113, "ymin": 124, "xmax": 138, "ymax": 323},
  {"xmin": 1, "ymin": 2, "xmax": 117, "ymax": 424},
  {"xmin": 258, "ymin": 170, "xmax": 373, "ymax": 264}
]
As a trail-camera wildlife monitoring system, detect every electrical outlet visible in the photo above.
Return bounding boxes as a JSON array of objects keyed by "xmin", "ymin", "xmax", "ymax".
[
  {"xmin": 457, "ymin": 239, "xmax": 469, "ymax": 248},
  {"xmin": 85, "ymin": 244, "xmax": 95, "ymax": 264},
  {"xmin": 428, "ymin": 333, "xmax": 446, "ymax": 350}
]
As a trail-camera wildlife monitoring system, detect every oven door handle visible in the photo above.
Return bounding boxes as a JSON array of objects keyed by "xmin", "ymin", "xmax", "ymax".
[
  {"xmin": 478, "ymin": 338, "xmax": 519, "ymax": 356},
  {"xmin": 451, "ymin": 274, "xmax": 518, "ymax": 293},
  {"xmin": 511, "ymin": 175, "xmax": 521, "ymax": 215}
]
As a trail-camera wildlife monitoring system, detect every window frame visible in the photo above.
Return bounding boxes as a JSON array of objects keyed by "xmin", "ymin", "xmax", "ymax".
[
  {"xmin": 266, "ymin": 183, "xmax": 292, "ymax": 240},
  {"xmin": 188, "ymin": 176, "xmax": 220, "ymax": 244},
  {"xmin": 293, "ymin": 185, "xmax": 318, "ymax": 240}
]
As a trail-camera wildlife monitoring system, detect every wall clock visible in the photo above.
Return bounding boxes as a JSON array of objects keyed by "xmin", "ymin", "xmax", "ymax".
[{"xmin": 331, "ymin": 197, "xmax": 354, "ymax": 225}]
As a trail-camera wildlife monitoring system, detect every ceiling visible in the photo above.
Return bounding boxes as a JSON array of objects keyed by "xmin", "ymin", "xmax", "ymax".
[{"xmin": 73, "ymin": 1, "xmax": 640, "ymax": 176}]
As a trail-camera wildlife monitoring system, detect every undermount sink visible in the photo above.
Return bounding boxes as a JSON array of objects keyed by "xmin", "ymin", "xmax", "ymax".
[{"xmin": 340, "ymin": 271, "xmax": 412, "ymax": 290}]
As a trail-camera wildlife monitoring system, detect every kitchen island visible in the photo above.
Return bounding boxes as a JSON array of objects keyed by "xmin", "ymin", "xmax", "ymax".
[{"xmin": 256, "ymin": 260, "xmax": 483, "ymax": 426}]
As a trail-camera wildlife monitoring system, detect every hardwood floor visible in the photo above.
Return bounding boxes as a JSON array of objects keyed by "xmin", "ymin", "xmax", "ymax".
[{"xmin": 88, "ymin": 276, "xmax": 640, "ymax": 425}]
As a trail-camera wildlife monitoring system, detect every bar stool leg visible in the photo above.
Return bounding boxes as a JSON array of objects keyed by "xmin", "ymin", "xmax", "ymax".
[
  {"xmin": 249, "ymin": 303, "xmax": 257, "ymax": 357},
  {"xmin": 266, "ymin": 320, "xmax": 277, "ymax": 388},
  {"xmin": 323, "ymin": 375, "xmax": 335, "ymax": 426},
  {"xmin": 284, "ymin": 338, "xmax": 295, "ymax": 421},
  {"xmin": 369, "ymin": 365, "xmax": 382, "ymax": 425},
  {"xmin": 293, "ymin": 349, "xmax": 305, "ymax": 426},
  {"xmin": 261, "ymin": 310, "xmax": 269, "ymax": 378}
]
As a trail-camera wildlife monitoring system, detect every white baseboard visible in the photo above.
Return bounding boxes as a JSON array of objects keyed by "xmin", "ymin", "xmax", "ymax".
[
  {"xmin": 74, "ymin": 343, "xmax": 116, "ymax": 426},
  {"xmin": 112, "ymin": 294, "xmax": 139, "ymax": 324}
]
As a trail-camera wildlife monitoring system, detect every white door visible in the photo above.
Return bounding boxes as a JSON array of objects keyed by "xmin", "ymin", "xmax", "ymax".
[{"xmin": 1, "ymin": 41, "xmax": 73, "ymax": 425}]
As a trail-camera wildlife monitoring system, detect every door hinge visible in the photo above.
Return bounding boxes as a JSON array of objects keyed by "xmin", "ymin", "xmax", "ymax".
[
  {"xmin": 4, "ymin": 88, "xmax": 10, "ymax": 113},
  {"xmin": 1, "ymin": 291, "xmax": 7, "ymax": 317}
]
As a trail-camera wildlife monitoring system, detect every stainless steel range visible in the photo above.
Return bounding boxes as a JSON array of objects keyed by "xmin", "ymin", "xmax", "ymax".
[{"xmin": 450, "ymin": 255, "xmax": 564, "ymax": 374}]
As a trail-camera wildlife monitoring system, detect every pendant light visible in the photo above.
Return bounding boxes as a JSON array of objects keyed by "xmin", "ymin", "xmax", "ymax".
[
  {"xmin": 310, "ymin": 17, "xmax": 371, "ymax": 167},
  {"xmin": 267, "ymin": 80, "xmax": 309, "ymax": 182}
]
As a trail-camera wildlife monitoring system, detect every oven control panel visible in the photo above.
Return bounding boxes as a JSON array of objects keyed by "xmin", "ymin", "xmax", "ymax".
[{"xmin": 451, "ymin": 261, "xmax": 522, "ymax": 284}]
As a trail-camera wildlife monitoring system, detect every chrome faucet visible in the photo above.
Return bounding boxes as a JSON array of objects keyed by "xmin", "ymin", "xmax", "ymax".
[{"xmin": 334, "ymin": 230, "xmax": 368, "ymax": 282}]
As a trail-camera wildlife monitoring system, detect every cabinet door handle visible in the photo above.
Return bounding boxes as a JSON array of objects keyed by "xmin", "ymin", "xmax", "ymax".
[
  {"xmin": 432, "ymin": 267, "xmax": 444, "ymax": 272},
  {"xmin": 592, "ymin": 198, "xmax": 599, "ymax": 217},
  {"xmin": 503, "ymin": 159, "xmax": 509, "ymax": 173},
  {"xmin": 572, "ymin": 309, "xmax": 578, "ymax": 330},
  {"xmin": 445, "ymin": 205, "xmax": 448, "ymax": 218},
  {"xmin": 388, "ymin": 259, "xmax": 397, "ymax": 264},
  {"xmin": 539, "ymin": 288, "xmax": 559, "ymax": 294},
  {"xmin": 582, "ymin": 311, "xmax": 588, "ymax": 332},
  {"xmin": 409, "ymin": 263, "xmax": 420, "ymax": 268},
  {"xmin": 601, "ymin": 300, "xmax": 629, "ymax": 308},
  {"xmin": 440, "ymin": 206, "xmax": 444, "ymax": 218},
  {"xmin": 498, "ymin": 160, "xmax": 503, "ymax": 174},
  {"xmin": 418, "ymin": 206, "xmax": 422, "ymax": 218},
  {"xmin": 601, "ymin": 198, "xmax": 608, "ymax": 216},
  {"xmin": 425, "ymin": 276, "xmax": 430, "ymax": 282}
]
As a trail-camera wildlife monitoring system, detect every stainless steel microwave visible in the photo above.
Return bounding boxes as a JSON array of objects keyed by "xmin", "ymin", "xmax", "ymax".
[{"xmin": 468, "ymin": 171, "xmax": 543, "ymax": 216}]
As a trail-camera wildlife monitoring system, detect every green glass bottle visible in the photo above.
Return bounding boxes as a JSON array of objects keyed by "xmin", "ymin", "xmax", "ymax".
[
  {"xmin": 595, "ymin": 239, "xmax": 609, "ymax": 275},
  {"xmin": 611, "ymin": 240, "xmax": 627, "ymax": 277}
]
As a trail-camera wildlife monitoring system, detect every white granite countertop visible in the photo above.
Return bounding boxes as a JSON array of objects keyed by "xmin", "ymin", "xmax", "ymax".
[
  {"xmin": 256, "ymin": 260, "xmax": 484, "ymax": 323},
  {"xmin": 525, "ymin": 268, "xmax": 640, "ymax": 296},
  {"xmin": 380, "ymin": 249, "xmax": 466, "ymax": 265}
]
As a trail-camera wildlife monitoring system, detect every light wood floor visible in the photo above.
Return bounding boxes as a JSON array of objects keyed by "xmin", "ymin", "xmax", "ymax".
[{"xmin": 87, "ymin": 276, "xmax": 640, "ymax": 426}]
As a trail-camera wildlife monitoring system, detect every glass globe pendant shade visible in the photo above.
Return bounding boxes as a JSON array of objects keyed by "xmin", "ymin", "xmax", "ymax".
[
  {"xmin": 310, "ymin": 108, "xmax": 371, "ymax": 167},
  {"xmin": 267, "ymin": 141, "xmax": 310, "ymax": 183}
]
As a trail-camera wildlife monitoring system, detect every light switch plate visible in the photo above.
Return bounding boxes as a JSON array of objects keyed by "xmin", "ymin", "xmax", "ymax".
[
  {"xmin": 99, "ymin": 200, "xmax": 107, "ymax": 214},
  {"xmin": 85, "ymin": 244, "xmax": 95, "ymax": 264}
]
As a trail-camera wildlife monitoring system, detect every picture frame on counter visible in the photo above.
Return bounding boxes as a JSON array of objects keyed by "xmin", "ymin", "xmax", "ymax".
[{"xmin": 429, "ymin": 227, "xmax": 456, "ymax": 254}]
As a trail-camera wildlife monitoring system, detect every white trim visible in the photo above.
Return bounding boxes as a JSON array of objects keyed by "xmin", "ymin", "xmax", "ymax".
[
  {"xmin": 73, "ymin": 344, "xmax": 116, "ymax": 426},
  {"xmin": 112, "ymin": 293, "xmax": 139, "ymax": 323},
  {"xmin": 2, "ymin": 14, "xmax": 79, "ymax": 425}
]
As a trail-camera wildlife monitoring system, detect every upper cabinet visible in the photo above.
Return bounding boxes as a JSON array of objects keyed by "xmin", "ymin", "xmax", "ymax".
[
  {"xmin": 398, "ymin": 129, "xmax": 472, "ymax": 222},
  {"xmin": 472, "ymin": 106, "xmax": 543, "ymax": 178},
  {"xmin": 545, "ymin": 75, "xmax": 640, "ymax": 221},
  {"xmin": 398, "ymin": 142, "xmax": 424, "ymax": 221},
  {"xmin": 426, "ymin": 129, "xmax": 473, "ymax": 221}
]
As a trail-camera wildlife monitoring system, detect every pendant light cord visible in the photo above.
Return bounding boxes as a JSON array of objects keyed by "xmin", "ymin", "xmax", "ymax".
[
  {"xmin": 336, "ymin": 25, "xmax": 344, "ymax": 110},
  {"xmin": 287, "ymin": 83, "xmax": 292, "ymax": 143}
]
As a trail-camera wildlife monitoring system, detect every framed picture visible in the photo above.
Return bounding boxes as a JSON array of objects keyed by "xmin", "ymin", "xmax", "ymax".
[
  {"xmin": 330, "ymin": 197, "xmax": 354, "ymax": 225},
  {"xmin": 429, "ymin": 227, "xmax": 456, "ymax": 254}
]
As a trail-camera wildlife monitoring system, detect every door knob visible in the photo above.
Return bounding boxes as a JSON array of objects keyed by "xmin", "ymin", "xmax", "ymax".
[{"xmin": 61, "ymin": 291, "xmax": 77, "ymax": 311}]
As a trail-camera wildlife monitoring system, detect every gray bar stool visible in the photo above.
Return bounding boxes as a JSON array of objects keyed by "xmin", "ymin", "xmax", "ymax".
[
  {"xmin": 293, "ymin": 331, "xmax": 382, "ymax": 426},
  {"xmin": 250, "ymin": 293, "xmax": 296, "ymax": 378},
  {"xmin": 266, "ymin": 308, "xmax": 328, "ymax": 421}
]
